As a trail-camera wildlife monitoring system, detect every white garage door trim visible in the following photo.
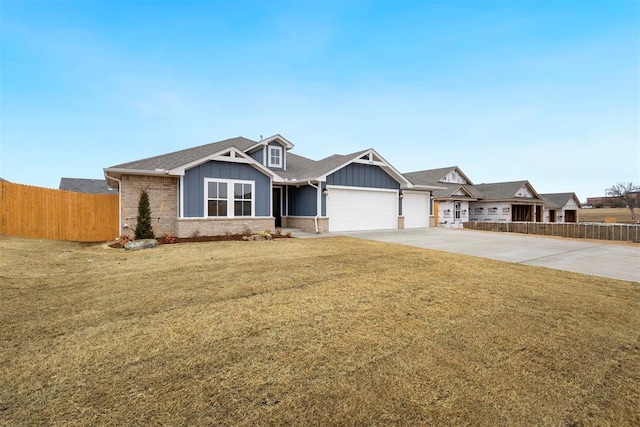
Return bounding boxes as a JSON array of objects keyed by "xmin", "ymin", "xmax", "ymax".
[
  {"xmin": 403, "ymin": 191, "xmax": 430, "ymax": 228},
  {"xmin": 326, "ymin": 185, "xmax": 398, "ymax": 232}
]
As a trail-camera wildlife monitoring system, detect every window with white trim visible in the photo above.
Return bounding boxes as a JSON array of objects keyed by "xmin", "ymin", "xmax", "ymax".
[
  {"xmin": 268, "ymin": 146, "xmax": 283, "ymax": 168},
  {"xmin": 206, "ymin": 179, "xmax": 254, "ymax": 217},
  {"xmin": 207, "ymin": 181, "xmax": 228, "ymax": 217},
  {"xmin": 234, "ymin": 182, "xmax": 252, "ymax": 216}
]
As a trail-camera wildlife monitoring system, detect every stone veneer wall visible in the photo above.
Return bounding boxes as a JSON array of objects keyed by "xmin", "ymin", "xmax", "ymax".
[
  {"xmin": 282, "ymin": 216, "xmax": 329, "ymax": 233},
  {"xmin": 120, "ymin": 175, "xmax": 178, "ymax": 237},
  {"xmin": 176, "ymin": 218, "xmax": 275, "ymax": 238},
  {"xmin": 397, "ymin": 216, "xmax": 405, "ymax": 230},
  {"xmin": 429, "ymin": 216, "xmax": 436, "ymax": 227}
]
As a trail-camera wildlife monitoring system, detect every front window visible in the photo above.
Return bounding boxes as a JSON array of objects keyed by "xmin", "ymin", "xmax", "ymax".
[
  {"xmin": 268, "ymin": 146, "xmax": 283, "ymax": 168},
  {"xmin": 234, "ymin": 183, "xmax": 252, "ymax": 216},
  {"xmin": 206, "ymin": 179, "xmax": 254, "ymax": 217},
  {"xmin": 207, "ymin": 182, "xmax": 227, "ymax": 216}
]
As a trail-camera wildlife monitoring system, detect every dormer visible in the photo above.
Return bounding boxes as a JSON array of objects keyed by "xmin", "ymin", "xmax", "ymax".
[{"xmin": 245, "ymin": 134, "xmax": 294, "ymax": 171}]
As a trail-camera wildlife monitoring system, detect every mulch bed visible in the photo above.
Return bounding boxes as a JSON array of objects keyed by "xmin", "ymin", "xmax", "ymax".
[{"xmin": 109, "ymin": 233, "xmax": 291, "ymax": 248}]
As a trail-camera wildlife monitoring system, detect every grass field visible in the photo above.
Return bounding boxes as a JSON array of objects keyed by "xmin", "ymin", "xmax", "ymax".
[
  {"xmin": 1, "ymin": 236, "xmax": 639, "ymax": 426},
  {"xmin": 580, "ymin": 207, "xmax": 638, "ymax": 224}
]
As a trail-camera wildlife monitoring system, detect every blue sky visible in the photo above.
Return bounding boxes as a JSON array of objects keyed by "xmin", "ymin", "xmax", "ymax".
[{"xmin": 1, "ymin": 0, "xmax": 638, "ymax": 201}]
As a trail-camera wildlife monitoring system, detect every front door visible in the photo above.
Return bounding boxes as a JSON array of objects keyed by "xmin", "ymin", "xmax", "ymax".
[
  {"xmin": 272, "ymin": 187, "xmax": 282, "ymax": 228},
  {"xmin": 454, "ymin": 201, "xmax": 461, "ymax": 222}
]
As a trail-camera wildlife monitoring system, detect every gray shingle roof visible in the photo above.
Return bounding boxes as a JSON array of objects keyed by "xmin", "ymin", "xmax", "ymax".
[
  {"xmin": 106, "ymin": 136, "xmax": 367, "ymax": 182},
  {"xmin": 282, "ymin": 150, "xmax": 369, "ymax": 181},
  {"xmin": 472, "ymin": 181, "xmax": 540, "ymax": 201},
  {"xmin": 540, "ymin": 193, "xmax": 580, "ymax": 209},
  {"xmin": 404, "ymin": 166, "xmax": 474, "ymax": 186},
  {"xmin": 108, "ymin": 137, "xmax": 258, "ymax": 172},
  {"xmin": 404, "ymin": 167, "xmax": 458, "ymax": 186},
  {"xmin": 431, "ymin": 183, "xmax": 479, "ymax": 199},
  {"xmin": 0, "ymin": 177, "xmax": 8, "ymax": 182},
  {"xmin": 59, "ymin": 178, "xmax": 115, "ymax": 194}
]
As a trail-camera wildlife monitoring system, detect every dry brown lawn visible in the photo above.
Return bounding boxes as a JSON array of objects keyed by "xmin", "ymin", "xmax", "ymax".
[
  {"xmin": 1, "ymin": 235, "xmax": 638, "ymax": 426},
  {"xmin": 580, "ymin": 207, "xmax": 638, "ymax": 224}
]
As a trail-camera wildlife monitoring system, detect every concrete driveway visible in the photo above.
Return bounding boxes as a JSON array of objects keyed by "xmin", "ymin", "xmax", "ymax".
[{"xmin": 337, "ymin": 228, "xmax": 640, "ymax": 282}]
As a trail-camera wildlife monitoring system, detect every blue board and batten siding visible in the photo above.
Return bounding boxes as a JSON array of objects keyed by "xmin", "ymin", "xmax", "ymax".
[
  {"xmin": 287, "ymin": 185, "xmax": 317, "ymax": 216},
  {"xmin": 248, "ymin": 149, "xmax": 263, "ymax": 164},
  {"xmin": 326, "ymin": 163, "xmax": 400, "ymax": 190},
  {"xmin": 286, "ymin": 164, "xmax": 401, "ymax": 217},
  {"xmin": 183, "ymin": 161, "xmax": 271, "ymax": 217}
]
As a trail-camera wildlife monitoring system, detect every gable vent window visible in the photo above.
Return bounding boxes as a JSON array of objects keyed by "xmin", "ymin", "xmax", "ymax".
[
  {"xmin": 206, "ymin": 179, "xmax": 254, "ymax": 217},
  {"xmin": 268, "ymin": 146, "xmax": 283, "ymax": 168}
]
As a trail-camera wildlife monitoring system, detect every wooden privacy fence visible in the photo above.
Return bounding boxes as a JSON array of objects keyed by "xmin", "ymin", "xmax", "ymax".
[
  {"xmin": 464, "ymin": 221, "xmax": 640, "ymax": 243},
  {"xmin": 0, "ymin": 182, "xmax": 119, "ymax": 242}
]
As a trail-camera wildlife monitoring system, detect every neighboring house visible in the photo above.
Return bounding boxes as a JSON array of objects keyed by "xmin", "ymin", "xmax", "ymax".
[
  {"xmin": 405, "ymin": 167, "xmax": 547, "ymax": 226},
  {"xmin": 104, "ymin": 135, "xmax": 441, "ymax": 237},
  {"xmin": 59, "ymin": 178, "xmax": 115, "ymax": 194},
  {"xmin": 0, "ymin": 177, "xmax": 8, "ymax": 182},
  {"xmin": 469, "ymin": 181, "xmax": 545, "ymax": 222},
  {"xmin": 405, "ymin": 166, "xmax": 479, "ymax": 227},
  {"xmin": 540, "ymin": 193, "xmax": 581, "ymax": 223}
]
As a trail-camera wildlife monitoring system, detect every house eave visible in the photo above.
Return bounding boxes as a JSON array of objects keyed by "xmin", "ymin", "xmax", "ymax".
[{"xmin": 406, "ymin": 184, "xmax": 448, "ymax": 191}]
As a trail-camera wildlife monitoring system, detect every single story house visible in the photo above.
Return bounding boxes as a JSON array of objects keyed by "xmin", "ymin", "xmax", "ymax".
[
  {"xmin": 59, "ymin": 178, "xmax": 115, "ymax": 194},
  {"xmin": 540, "ymin": 193, "xmax": 581, "ymax": 223},
  {"xmin": 104, "ymin": 135, "xmax": 441, "ymax": 237},
  {"xmin": 469, "ymin": 181, "xmax": 546, "ymax": 222}
]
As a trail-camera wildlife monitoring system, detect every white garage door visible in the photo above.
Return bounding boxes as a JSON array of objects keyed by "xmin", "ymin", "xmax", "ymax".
[
  {"xmin": 403, "ymin": 191, "xmax": 430, "ymax": 228},
  {"xmin": 327, "ymin": 186, "xmax": 398, "ymax": 232}
]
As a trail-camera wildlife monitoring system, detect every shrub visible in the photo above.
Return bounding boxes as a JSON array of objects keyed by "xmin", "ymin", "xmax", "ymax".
[{"xmin": 134, "ymin": 189, "xmax": 155, "ymax": 240}]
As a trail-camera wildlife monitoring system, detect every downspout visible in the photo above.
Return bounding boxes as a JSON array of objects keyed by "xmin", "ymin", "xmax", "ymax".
[
  {"xmin": 307, "ymin": 180, "xmax": 320, "ymax": 233},
  {"xmin": 104, "ymin": 172, "xmax": 122, "ymax": 238}
]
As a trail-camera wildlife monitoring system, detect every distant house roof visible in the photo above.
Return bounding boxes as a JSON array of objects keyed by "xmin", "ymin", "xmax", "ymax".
[
  {"xmin": 404, "ymin": 166, "xmax": 474, "ymax": 186},
  {"xmin": 59, "ymin": 178, "xmax": 115, "ymax": 194},
  {"xmin": 472, "ymin": 181, "xmax": 542, "ymax": 202},
  {"xmin": 428, "ymin": 183, "xmax": 479, "ymax": 200},
  {"xmin": 0, "ymin": 177, "xmax": 8, "ymax": 182},
  {"xmin": 540, "ymin": 193, "xmax": 581, "ymax": 209}
]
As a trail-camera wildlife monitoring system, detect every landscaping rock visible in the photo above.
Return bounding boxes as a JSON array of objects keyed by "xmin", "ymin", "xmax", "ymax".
[{"xmin": 124, "ymin": 239, "xmax": 158, "ymax": 250}]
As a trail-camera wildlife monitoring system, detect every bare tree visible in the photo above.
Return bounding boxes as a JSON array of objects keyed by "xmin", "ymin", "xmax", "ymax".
[{"xmin": 606, "ymin": 182, "xmax": 640, "ymax": 220}]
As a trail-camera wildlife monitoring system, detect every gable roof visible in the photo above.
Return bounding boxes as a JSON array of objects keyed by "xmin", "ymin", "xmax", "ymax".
[
  {"xmin": 404, "ymin": 166, "xmax": 473, "ymax": 186},
  {"xmin": 108, "ymin": 136, "xmax": 257, "ymax": 172},
  {"xmin": 540, "ymin": 193, "xmax": 581, "ymax": 209},
  {"xmin": 0, "ymin": 177, "xmax": 8, "ymax": 182},
  {"xmin": 472, "ymin": 180, "xmax": 542, "ymax": 201},
  {"xmin": 59, "ymin": 178, "xmax": 115, "ymax": 194},
  {"xmin": 279, "ymin": 149, "xmax": 413, "ymax": 187},
  {"xmin": 432, "ymin": 183, "xmax": 479, "ymax": 200},
  {"xmin": 105, "ymin": 136, "xmax": 418, "ymax": 188}
]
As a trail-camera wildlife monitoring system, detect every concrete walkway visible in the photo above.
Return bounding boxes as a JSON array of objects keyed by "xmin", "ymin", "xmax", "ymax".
[{"xmin": 335, "ymin": 228, "xmax": 640, "ymax": 282}]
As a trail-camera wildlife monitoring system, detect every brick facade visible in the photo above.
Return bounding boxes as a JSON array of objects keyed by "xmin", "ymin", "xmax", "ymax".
[
  {"xmin": 120, "ymin": 174, "xmax": 178, "ymax": 237},
  {"xmin": 281, "ymin": 216, "xmax": 329, "ymax": 233},
  {"xmin": 176, "ymin": 217, "xmax": 275, "ymax": 238},
  {"xmin": 120, "ymin": 174, "xmax": 278, "ymax": 238}
]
